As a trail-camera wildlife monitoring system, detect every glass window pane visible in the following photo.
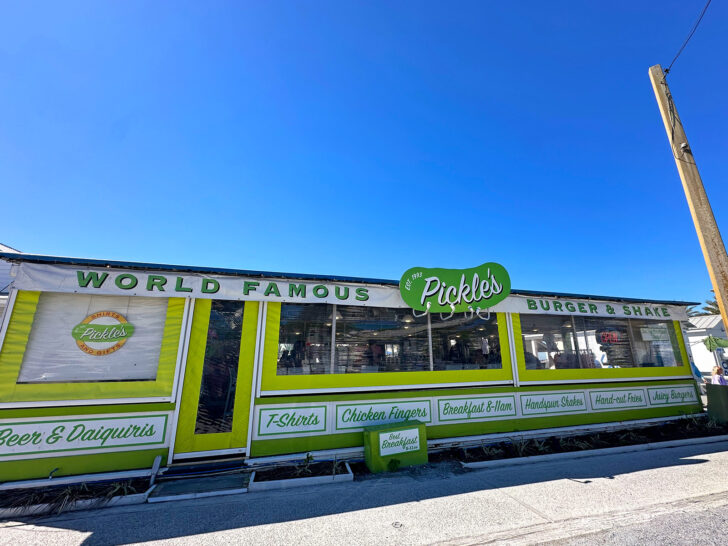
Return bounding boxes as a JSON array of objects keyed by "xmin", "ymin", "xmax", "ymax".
[
  {"xmin": 195, "ymin": 300, "xmax": 245, "ymax": 434},
  {"xmin": 520, "ymin": 314, "xmax": 580, "ymax": 369},
  {"xmin": 277, "ymin": 304, "xmax": 333, "ymax": 375},
  {"xmin": 522, "ymin": 314, "xmax": 684, "ymax": 370},
  {"xmin": 276, "ymin": 304, "xmax": 507, "ymax": 376},
  {"xmin": 629, "ymin": 319, "xmax": 682, "ymax": 367},
  {"xmin": 335, "ymin": 306, "xmax": 430, "ymax": 373},
  {"xmin": 431, "ymin": 314, "xmax": 502, "ymax": 370},
  {"xmin": 573, "ymin": 316, "xmax": 634, "ymax": 368}
]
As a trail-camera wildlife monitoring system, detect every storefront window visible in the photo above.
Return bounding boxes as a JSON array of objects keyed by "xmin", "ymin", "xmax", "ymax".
[
  {"xmin": 430, "ymin": 314, "xmax": 501, "ymax": 370},
  {"xmin": 276, "ymin": 304, "xmax": 503, "ymax": 375},
  {"xmin": 573, "ymin": 316, "xmax": 633, "ymax": 368},
  {"xmin": 277, "ymin": 304, "xmax": 332, "ymax": 375},
  {"xmin": 628, "ymin": 319, "xmax": 682, "ymax": 367},
  {"xmin": 520, "ymin": 314, "xmax": 581, "ymax": 369},
  {"xmin": 335, "ymin": 306, "xmax": 429, "ymax": 373},
  {"xmin": 195, "ymin": 300, "xmax": 245, "ymax": 434},
  {"xmin": 520, "ymin": 314, "xmax": 682, "ymax": 369}
]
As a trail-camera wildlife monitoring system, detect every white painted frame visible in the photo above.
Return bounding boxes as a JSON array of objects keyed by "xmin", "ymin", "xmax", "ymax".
[
  {"xmin": 0, "ymin": 288, "xmax": 18, "ymax": 358},
  {"xmin": 259, "ymin": 380, "xmax": 515, "ymax": 396},
  {"xmin": 245, "ymin": 301, "xmax": 267, "ymax": 456},
  {"xmin": 166, "ymin": 298, "xmax": 195, "ymax": 464}
]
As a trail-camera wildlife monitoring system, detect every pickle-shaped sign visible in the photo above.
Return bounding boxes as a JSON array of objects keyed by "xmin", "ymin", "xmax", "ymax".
[
  {"xmin": 71, "ymin": 311, "xmax": 135, "ymax": 356},
  {"xmin": 399, "ymin": 263, "xmax": 511, "ymax": 313}
]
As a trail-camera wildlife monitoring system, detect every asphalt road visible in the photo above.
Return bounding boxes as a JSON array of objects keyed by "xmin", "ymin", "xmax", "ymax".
[{"xmin": 2, "ymin": 440, "xmax": 728, "ymax": 545}]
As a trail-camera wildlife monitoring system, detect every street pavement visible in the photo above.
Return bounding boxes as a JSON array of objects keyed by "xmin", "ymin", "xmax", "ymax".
[{"xmin": 2, "ymin": 440, "xmax": 728, "ymax": 545}]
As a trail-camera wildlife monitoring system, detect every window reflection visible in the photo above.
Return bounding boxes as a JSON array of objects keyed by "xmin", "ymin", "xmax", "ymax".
[
  {"xmin": 430, "ymin": 314, "xmax": 501, "ymax": 370},
  {"xmin": 195, "ymin": 300, "xmax": 245, "ymax": 434},
  {"xmin": 335, "ymin": 307, "xmax": 429, "ymax": 373},
  {"xmin": 629, "ymin": 319, "xmax": 682, "ymax": 367},
  {"xmin": 521, "ymin": 314, "xmax": 682, "ymax": 369},
  {"xmin": 520, "ymin": 315, "xmax": 581, "ymax": 369},
  {"xmin": 277, "ymin": 304, "xmax": 332, "ymax": 375},
  {"xmin": 276, "ymin": 304, "xmax": 503, "ymax": 375}
]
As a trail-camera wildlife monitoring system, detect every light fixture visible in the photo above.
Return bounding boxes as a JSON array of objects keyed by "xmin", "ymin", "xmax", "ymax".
[
  {"xmin": 404, "ymin": 326, "xmax": 410, "ymax": 329},
  {"xmin": 295, "ymin": 332, "xmax": 301, "ymax": 335},
  {"xmin": 403, "ymin": 316, "xmax": 414, "ymax": 323},
  {"xmin": 325, "ymin": 322, "xmax": 332, "ymax": 327}
]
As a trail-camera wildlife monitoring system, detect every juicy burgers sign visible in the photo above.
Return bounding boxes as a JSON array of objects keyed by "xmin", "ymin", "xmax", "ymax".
[{"xmin": 399, "ymin": 263, "xmax": 511, "ymax": 313}]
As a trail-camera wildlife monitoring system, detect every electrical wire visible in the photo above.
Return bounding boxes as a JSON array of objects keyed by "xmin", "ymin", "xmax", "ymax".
[{"xmin": 665, "ymin": 0, "xmax": 712, "ymax": 75}]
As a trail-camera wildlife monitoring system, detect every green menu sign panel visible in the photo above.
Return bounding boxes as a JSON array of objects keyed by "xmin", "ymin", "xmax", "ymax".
[{"xmin": 399, "ymin": 263, "xmax": 511, "ymax": 313}]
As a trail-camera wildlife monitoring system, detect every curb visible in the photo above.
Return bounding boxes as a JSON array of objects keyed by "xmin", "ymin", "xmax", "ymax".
[
  {"xmin": 460, "ymin": 434, "xmax": 728, "ymax": 470},
  {"xmin": 248, "ymin": 462, "xmax": 354, "ymax": 492},
  {"xmin": 148, "ymin": 487, "xmax": 247, "ymax": 503}
]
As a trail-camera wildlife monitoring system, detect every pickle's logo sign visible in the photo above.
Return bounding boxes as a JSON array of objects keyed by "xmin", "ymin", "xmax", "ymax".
[
  {"xmin": 71, "ymin": 311, "xmax": 135, "ymax": 356},
  {"xmin": 399, "ymin": 263, "xmax": 511, "ymax": 313}
]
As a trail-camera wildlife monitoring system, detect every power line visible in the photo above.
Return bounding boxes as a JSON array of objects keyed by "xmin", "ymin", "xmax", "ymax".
[{"xmin": 665, "ymin": 0, "xmax": 713, "ymax": 75}]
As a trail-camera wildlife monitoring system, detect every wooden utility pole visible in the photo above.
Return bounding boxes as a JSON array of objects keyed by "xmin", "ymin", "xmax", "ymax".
[{"xmin": 649, "ymin": 64, "xmax": 728, "ymax": 326}]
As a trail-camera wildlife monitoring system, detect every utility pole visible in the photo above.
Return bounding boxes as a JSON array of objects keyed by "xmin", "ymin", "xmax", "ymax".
[{"xmin": 649, "ymin": 64, "xmax": 728, "ymax": 327}]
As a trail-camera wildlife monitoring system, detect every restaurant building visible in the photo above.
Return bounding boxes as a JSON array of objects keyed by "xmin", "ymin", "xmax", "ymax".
[{"xmin": 0, "ymin": 253, "xmax": 701, "ymax": 482}]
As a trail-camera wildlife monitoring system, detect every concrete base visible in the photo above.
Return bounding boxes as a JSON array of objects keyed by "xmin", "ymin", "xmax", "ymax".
[
  {"xmin": 461, "ymin": 434, "xmax": 728, "ymax": 469},
  {"xmin": 248, "ymin": 463, "xmax": 353, "ymax": 492},
  {"xmin": 148, "ymin": 473, "xmax": 249, "ymax": 503}
]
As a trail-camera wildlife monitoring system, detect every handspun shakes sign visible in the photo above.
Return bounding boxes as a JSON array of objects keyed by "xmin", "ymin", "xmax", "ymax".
[{"xmin": 399, "ymin": 263, "xmax": 511, "ymax": 313}]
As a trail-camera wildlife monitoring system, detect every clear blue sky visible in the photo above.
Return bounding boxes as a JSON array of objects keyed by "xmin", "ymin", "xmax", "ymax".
[{"xmin": 1, "ymin": 2, "xmax": 726, "ymax": 304}]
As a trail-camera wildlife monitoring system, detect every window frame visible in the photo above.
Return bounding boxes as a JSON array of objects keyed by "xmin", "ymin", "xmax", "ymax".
[
  {"xmin": 513, "ymin": 313, "xmax": 692, "ymax": 383},
  {"xmin": 260, "ymin": 302, "xmax": 515, "ymax": 394},
  {"xmin": 0, "ymin": 290, "xmax": 186, "ymax": 405}
]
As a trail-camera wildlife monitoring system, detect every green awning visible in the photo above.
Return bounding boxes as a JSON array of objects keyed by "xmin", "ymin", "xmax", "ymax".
[{"xmin": 704, "ymin": 335, "xmax": 728, "ymax": 352}]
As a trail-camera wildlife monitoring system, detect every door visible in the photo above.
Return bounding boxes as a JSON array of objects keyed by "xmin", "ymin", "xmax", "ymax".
[{"xmin": 173, "ymin": 299, "xmax": 259, "ymax": 457}]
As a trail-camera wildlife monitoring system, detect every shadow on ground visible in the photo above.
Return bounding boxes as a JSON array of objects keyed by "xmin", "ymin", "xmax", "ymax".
[{"xmin": 5, "ymin": 441, "xmax": 724, "ymax": 545}]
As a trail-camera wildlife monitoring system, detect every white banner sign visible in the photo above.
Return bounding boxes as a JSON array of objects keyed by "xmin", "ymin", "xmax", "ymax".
[
  {"xmin": 11, "ymin": 262, "xmax": 689, "ymax": 319},
  {"xmin": 251, "ymin": 384, "xmax": 699, "ymax": 440},
  {"xmin": 647, "ymin": 386, "xmax": 698, "ymax": 405},
  {"xmin": 379, "ymin": 428, "xmax": 420, "ymax": 456},
  {"xmin": 335, "ymin": 400, "xmax": 432, "ymax": 431},
  {"xmin": 0, "ymin": 413, "xmax": 169, "ymax": 460},
  {"xmin": 589, "ymin": 389, "xmax": 648, "ymax": 410},
  {"xmin": 496, "ymin": 295, "xmax": 688, "ymax": 321},
  {"xmin": 520, "ymin": 392, "xmax": 588, "ymax": 416},
  {"xmin": 12, "ymin": 263, "xmax": 407, "ymax": 308},
  {"xmin": 437, "ymin": 395, "xmax": 517, "ymax": 422},
  {"xmin": 257, "ymin": 406, "xmax": 327, "ymax": 437}
]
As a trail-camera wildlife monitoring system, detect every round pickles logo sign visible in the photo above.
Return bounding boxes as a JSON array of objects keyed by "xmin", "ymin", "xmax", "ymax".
[
  {"xmin": 71, "ymin": 311, "xmax": 135, "ymax": 356},
  {"xmin": 399, "ymin": 263, "xmax": 511, "ymax": 313}
]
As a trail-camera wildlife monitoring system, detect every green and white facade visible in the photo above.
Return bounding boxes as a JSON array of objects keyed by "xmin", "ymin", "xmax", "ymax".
[{"xmin": 0, "ymin": 253, "xmax": 701, "ymax": 481}]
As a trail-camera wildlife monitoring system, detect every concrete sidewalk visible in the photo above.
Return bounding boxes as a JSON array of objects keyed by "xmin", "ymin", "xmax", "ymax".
[{"xmin": 2, "ymin": 440, "xmax": 728, "ymax": 545}]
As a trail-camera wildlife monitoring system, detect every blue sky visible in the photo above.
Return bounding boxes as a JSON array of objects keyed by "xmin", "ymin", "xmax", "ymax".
[{"xmin": 1, "ymin": 2, "xmax": 726, "ymax": 304}]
